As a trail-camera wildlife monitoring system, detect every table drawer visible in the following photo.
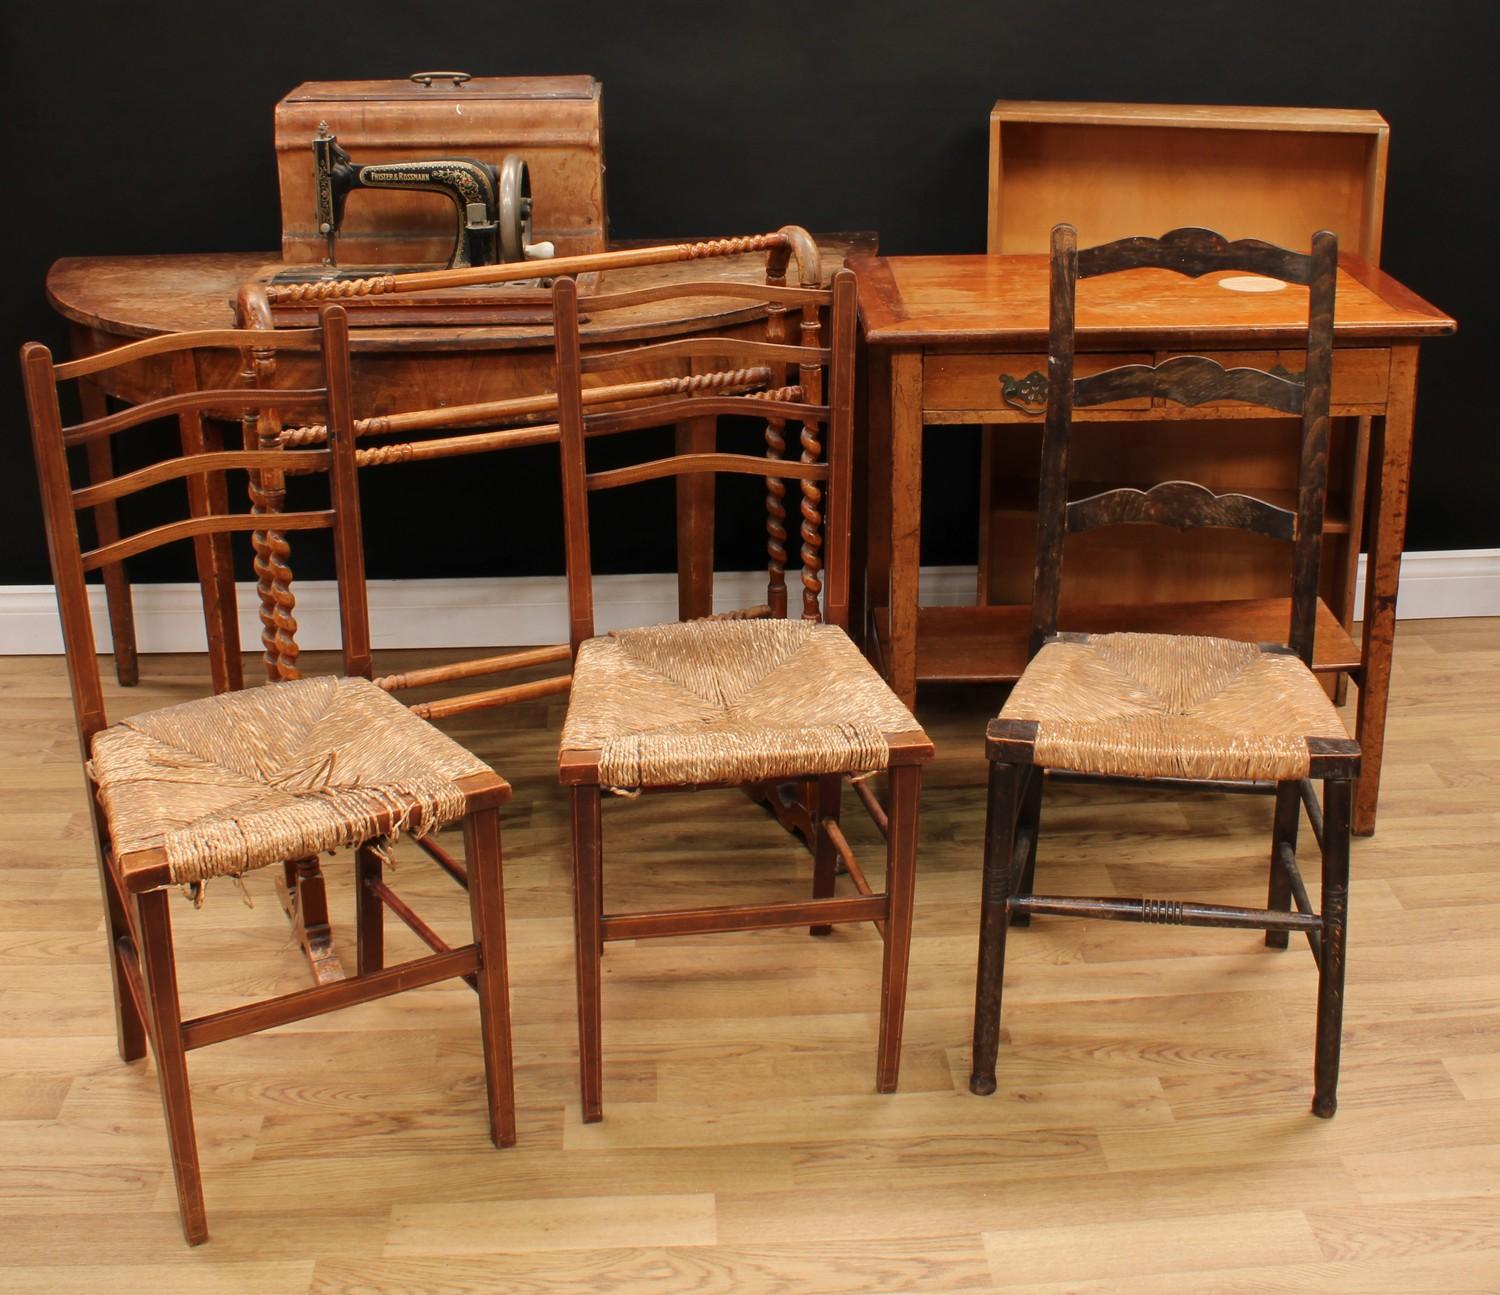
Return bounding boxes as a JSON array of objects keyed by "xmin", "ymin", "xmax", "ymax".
[
  {"xmin": 923, "ymin": 352, "xmax": 1152, "ymax": 419},
  {"xmin": 1155, "ymin": 348, "xmax": 1391, "ymax": 411}
]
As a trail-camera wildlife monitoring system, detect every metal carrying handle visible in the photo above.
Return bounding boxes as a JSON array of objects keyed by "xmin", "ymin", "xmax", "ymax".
[
  {"xmin": 998, "ymin": 371, "xmax": 1048, "ymax": 416},
  {"xmin": 409, "ymin": 71, "xmax": 472, "ymax": 87}
]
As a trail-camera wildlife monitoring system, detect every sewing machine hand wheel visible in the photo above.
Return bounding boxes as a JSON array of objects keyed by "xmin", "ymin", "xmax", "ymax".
[{"xmin": 498, "ymin": 155, "xmax": 554, "ymax": 261}]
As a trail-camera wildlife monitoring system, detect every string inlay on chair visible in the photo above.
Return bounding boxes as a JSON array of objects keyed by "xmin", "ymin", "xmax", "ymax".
[
  {"xmin": 91, "ymin": 676, "xmax": 492, "ymax": 884},
  {"xmin": 999, "ymin": 631, "xmax": 1351, "ymax": 782},
  {"xmin": 561, "ymin": 619, "xmax": 920, "ymax": 789}
]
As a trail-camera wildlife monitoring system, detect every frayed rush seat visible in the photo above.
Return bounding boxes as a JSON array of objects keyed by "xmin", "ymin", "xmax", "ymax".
[
  {"xmin": 997, "ymin": 631, "xmax": 1352, "ymax": 783},
  {"xmin": 91, "ymin": 674, "xmax": 495, "ymax": 886},
  {"xmin": 561, "ymin": 618, "xmax": 927, "ymax": 788}
]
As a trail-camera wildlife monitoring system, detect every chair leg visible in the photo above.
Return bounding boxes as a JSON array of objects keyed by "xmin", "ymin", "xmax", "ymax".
[
  {"xmin": 355, "ymin": 844, "xmax": 384, "ymax": 977},
  {"xmin": 133, "ymin": 889, "xmax": 207, "ymax": 1245},
  {"xmin": 876, "ymin": 764, "xmax": 920, "ymax": 1093},
  {"xmin": 810, "ymin": 773, "xmax": 842, "ymax": 936},
  {"xmin": 276, "ymin": 858, "xmax": 344, "ymax": 984},
  {"xmin": 96, "ymin": 850, "xmax": 146, "ymax": 1062},
  {"xmin": 970, "ymin": 761, "xmax": 1023, "ymax": 1096},
  {"xmin": 463, "ymin": 808, "xmax": 518, "ymax": 1148},
  {"xmin": 1009, "ymin": 765, "xmax": 1043, "ymax": 928},
  {"xmin": 1265, "ymin": 780, "xmax": 1300, "ymax": 949},
  {"xmin": 1313, "ymin": 777, "xmax": 1352, "ymax": 1118},
  {"xmin": 571, "ymin": 786, "xmax": 605, "ymax": 1122}
]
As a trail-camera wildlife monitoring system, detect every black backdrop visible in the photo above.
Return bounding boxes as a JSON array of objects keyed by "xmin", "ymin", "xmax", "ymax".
[{"xmin": 3, "ymin": 0, "xmax": 1490, "ymax": 588}]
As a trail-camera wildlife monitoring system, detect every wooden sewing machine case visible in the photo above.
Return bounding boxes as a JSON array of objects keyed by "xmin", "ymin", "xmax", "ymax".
[{"xmin": 267, "ymin": 73, "xmax": 607, "ymax": 323}]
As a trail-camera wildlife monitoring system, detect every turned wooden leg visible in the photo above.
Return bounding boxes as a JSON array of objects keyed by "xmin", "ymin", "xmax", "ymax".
[
  {"xmin": 78, "ymin": 381, "xmax": 138, "ymax": 687},
  {"xmin": 355, "ymin": 845, "xmax": 384, "ymax": 978},
  {"xmin": 1313, "ymin": 778, "xmax": 1352, "ymax": 1118},
  {"xmin": 97, "ymin": 850, "xmax": 146, "ymax": 1063},
  {"xmin": 810, "ymin": 774, "xmax": 842, "ymax": 936},
  {"xmin": 133, "ymin": 889, "xmax": 207, "ymax": 1245},
  {"xmin": 571, "ymin": 786, "xmax": 604, "ymax": 1122},
  {"xmin": 276, "ymin": 858, "xmax": 344, "ymax": 984},
  {"xmin": 971, "ymin": 761, "xmax": 1023, "ymax": 1096},
  {"xmin": 876, "ymin": 764, "xmax": 920, "ymax": 1093},
  {"xmin": 1266, "ymin": 780, "xmax": 1301, "ymax": 949},
  {"xmin": 1009, "ymin": 766, "xmax": 1042, "ymax": 928},
  {"xmin": 464, "ymin": 808, "xmax": 518, "ymax": 1148}
]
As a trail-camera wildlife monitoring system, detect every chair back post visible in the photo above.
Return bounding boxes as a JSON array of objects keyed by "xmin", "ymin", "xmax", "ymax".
[
  {"xmin": 552, "ymin": 275, "xmax": 597, "ymax": 654},
  {"xmin": 1288, "ymin": 229, "xmax": 1339, "ymax": 665},
  {"xmin": 21, "ymin": 341, "xmax": 109, "ymax": 751},
  {"xmin": 320, "ymin": 304, "xmax": 373, "ymax": 680},
  {"xmin": 820, "ymin": 268, "xmax": 858, "ymax": 630},
  {"xmin": 1031, "ymin": 222, "xmax": 1079, "ymax": 655},
  {"xmin": 761, "ymin": 228, "xmax": 821, "ymax": 619}
]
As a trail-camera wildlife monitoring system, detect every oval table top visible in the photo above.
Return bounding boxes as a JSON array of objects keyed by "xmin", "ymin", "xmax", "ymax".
[{"xmin": 48, "ymin": 235, "xmax": 875, "ymax": 354}]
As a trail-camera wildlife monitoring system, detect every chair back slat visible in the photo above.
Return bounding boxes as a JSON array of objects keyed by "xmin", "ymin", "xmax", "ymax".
[
  {"xmin": 1074, "ymin": 356, "xmax": 1304, "ymax": 415},
  {"xmin": 62, "ymin": 388, "xmax": 328, "ymax": 446},
  {"xmin": 586, "ymin": 452, "xmax": 830, "ymax": 493},
  {"xmin": 1075, "ymin": 227, "xmax": 1315, "ymax": 284},
  {"xmin": 51, "ymin": 325, "xmax": 324, "ymax": 381},
  {"xmin": 71, "ymin": 449, "xmax": 332, "ymax": 510},
  {"xmin": 21, "ymin": 303, "xmax": 367, "ymax": 745},
  {"xmin": 552, "ymin": 269, "xmax": 859, "ymax": 648},
  {"xmin": 577, "ymin": 279, "xmax": 833, "ymax": 314},
  {"xmin": 580, "ymin": 393, "xmax": 827, "ymax": 440},
  {"xmin": 80, "ymin": 511, "xmax": 336, "ymax": 572},
  {"xmin": 1031, "ymin": 223, "xmax": 1338, "ymax": 665},
  {"xmin": 1065, "ymin": 482, "xmax": 1296, "ymax": 542},
  {"xmin": 581, "ymin": 336, "xmax": 828, "ymax": 375}
]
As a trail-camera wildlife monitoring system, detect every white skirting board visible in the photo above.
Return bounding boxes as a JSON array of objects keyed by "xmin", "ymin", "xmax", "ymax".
[{"xmin": 2, "ymin": 549, "xmax": 1497, "ymax": 655}]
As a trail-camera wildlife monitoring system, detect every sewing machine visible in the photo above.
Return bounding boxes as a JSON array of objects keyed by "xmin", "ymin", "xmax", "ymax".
[{"xmin": 311, "ymin": 125, "xmax": 555, "ymax": 269}]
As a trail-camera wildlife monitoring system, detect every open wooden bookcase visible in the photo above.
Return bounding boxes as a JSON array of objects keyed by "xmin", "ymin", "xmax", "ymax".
[{"xmin": 979, "ymin": 101, "xmax": 1389, "ymax": 680}]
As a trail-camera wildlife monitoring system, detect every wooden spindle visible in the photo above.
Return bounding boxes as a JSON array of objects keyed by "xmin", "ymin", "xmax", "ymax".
[{"xmin": 263, "ymin": 233, "xmax": 790, "ymax": 304}]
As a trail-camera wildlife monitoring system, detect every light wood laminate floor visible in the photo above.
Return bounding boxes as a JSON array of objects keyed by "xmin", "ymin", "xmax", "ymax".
[{"xmin": 1, "ymin": 619, "xmax": 1497, "ymax": 1292}]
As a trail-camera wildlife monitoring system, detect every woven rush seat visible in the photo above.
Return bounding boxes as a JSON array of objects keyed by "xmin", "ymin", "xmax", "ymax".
[
  {"xmin": 999, "ymin": 631, "xmax": 1351, "ymax": 782},
  {"xmin": 91, "ymin": 675, "xmax": 494, "ymax": 885},
  {"xmin": 562, "ymin": 618, "xmax": 926, "ymax": 788}
]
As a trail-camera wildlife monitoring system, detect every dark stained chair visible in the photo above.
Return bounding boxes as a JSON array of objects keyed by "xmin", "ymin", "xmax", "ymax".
[
  {"xmin": 551, "ymin": 269, "xmax": 933, "ymax": 1121},
  {"xmin": 970, "ymin": 225, "xmax": 1359, "ymax": 1117},
  {"xmin": 20, "ymin": 305, "xmax": 516, "ymax": 1244}
]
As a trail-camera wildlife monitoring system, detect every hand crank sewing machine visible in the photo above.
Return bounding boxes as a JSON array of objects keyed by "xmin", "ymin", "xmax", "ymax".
[{"xmin": 311, "ymin": 125, "xmax": 554, "ymax": 269}]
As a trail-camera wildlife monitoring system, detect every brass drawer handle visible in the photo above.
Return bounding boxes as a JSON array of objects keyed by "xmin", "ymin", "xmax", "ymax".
[
  {"xmin": 999, "ymin": 370, "xmax": 1047, "ymax": 415},
  {"xmin": 410, "ymin": 71, "xmax": 472, "ymax": 88}
]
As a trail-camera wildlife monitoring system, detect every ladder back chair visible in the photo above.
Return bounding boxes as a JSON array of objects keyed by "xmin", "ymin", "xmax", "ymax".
[
  {"xmin": 551, "ymin": 268, "xmax": 933, "ymax": 1121},
  {"xmin": 20, "ymin": 305, "xmax": 516, "ymax": 1246},
  {"xmin": 970, "ymin": 225, "xmax": 1359, "ymax": 1117}
]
